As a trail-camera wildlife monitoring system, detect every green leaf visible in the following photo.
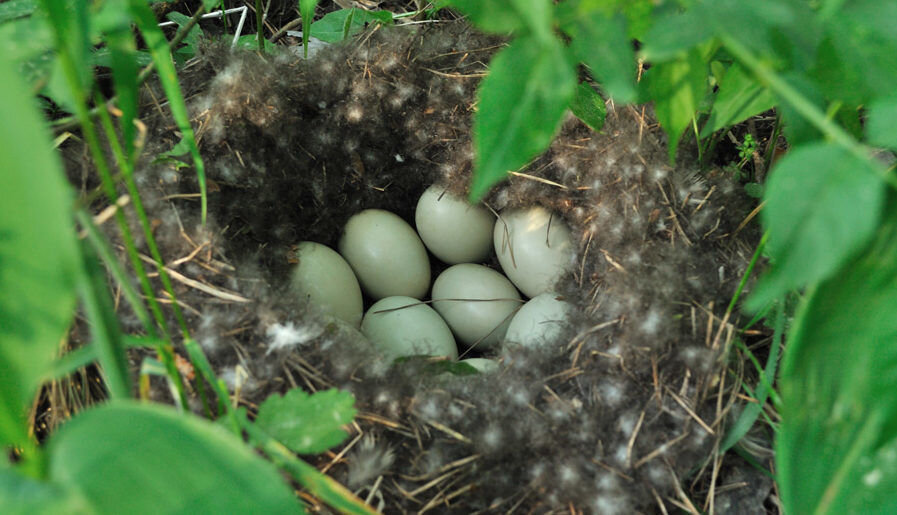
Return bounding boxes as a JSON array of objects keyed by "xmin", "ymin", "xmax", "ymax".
[
  {"xmin": 166, "ymin": 11, "xmax": 203, "ymax": 62},
  {"xmin": 255, "ymin": 388, "xmax": 356, "ymax": 454},
  {"xmin": 639, "ymin": 8, "xmax": 712, "ymax": 62},
  {"xmin": 0, "ymin": 50, "xmax": 78, "ymax": 449},
  {"xmin": 642, "ymin": 47, "xmax": 707, "ymax": 162},
  {"xmin": 0, "ymin": 0, "xmax": 36, "ymax": 23},
  {"xmin": 564, "ymin": 11, "xmax": 637, "ymax": 104},
  {"xmin": 866, "ymin": 95, "xmax": 897, "ymax": 152},
  {"xmin": 747, "ymin": 143, "xmax": 886, "ymax": 310},
  {"xmin": 469, "ymin": 35, "xmax": 576, "ymax": 201},
  {"xmin": 101, "ymin": 3, "xmax": 139, "ymax": 159},
  {"xmin": 300, "ymin": 0, "xmax": 319, "ymax": 58},
  {"xmin": 235, "ymin": 34, "xmax": 275, "ymax": 52},
  {"xmin": 810, "ymin": 0, "xmax": 897, "ymax": 106},
  {"xmin": 701, "ymin": 62, "xmax": 775, "ymax": 137},
  {"xmin": 48, "ymin": 401, "xmax": 304, "ymax": 513},
  {"xmin": 0, "ymin": 468, "xmax": 86, "ymax": 515},
  {"xmin": 569, "ymin": 82, "xmax": 606, "ymax": 132},
  {"xmin": 776, "ymin": 213, "xmax": 897, "ymax": 514},
  {"xmin": 448, "ymin": 0, "xmax": 552, "ymax": 40},
  {"xmin": 308, "ymin": 8, "xmax": 393, "ymax": 43}
]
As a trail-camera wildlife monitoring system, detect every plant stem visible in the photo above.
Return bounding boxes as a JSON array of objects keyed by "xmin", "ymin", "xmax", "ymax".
[
  {"xmin": 719, "ymin": 34, "xmax": 897, "ymax": 189},
  {"xmin": 255, "ymin": 0, "xmax": 265, "ymax": 52}
]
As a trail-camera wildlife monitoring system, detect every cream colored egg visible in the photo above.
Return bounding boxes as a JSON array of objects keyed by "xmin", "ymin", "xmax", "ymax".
[
  {"xmin": 290, "ymin": 241, "xmax": 363, "ymax": 327},
  {"xmin": 494, "ymin": 207, "xmax": 575, "ymax": 298},
  {"xmin": 415, "ymin": 184, "xmax": 494, "ymax": 264},
  {"xmin": 339, "ymin": 209, "xmax": 431, "ymax": 300},
  {"xmin": 460, "ymin": 358, "xmax": 499, "ymax": 373},
  {"xmin": 361, "ymin": 296, "xmax": 458, "ymax": 359},
  {"xmin": 504, "ymin": 293, "xmax": 572, "ymax": 348},
  {"xmin": 431, "ymin": 264, "xmax": 522, "ymax": 349}
]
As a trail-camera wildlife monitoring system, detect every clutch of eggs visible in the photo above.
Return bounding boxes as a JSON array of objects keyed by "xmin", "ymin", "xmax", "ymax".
[{"xmin": 289, "ymin": 185, "xmax": 574, "ymax": 364}]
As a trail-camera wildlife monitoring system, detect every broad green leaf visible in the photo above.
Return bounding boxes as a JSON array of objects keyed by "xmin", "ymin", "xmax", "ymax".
[
  {"xmin": 0, "ymin": 468, "xmax": 87, "ymax": 515},
  {"xmin": 255, "ymin": 388, "xmax": 356, "ymax": 454},
  {"xmin": 776, "ymin": 213, "xmax": 897, "ymax": 514},
  {"xmin": 0, "ymin": 0, "xmax": 36, "ymax": 22},
  {"xmin": 642, "ymin": 47, "xmax": 707, "ymax": 162},
  {"xmin": 639, "ymin": 8, "xmax": 712, "ymax": 62},
  {"xmin": 469, "ymin": 35, "xmax": 576, "ymax": 201},
  {"xmin": 748, "ymin": 143, "xmax": 886, "ymax": 310},
  {"xmin": 866, "ymin": 95, "xmax": 897, "ymax": 152},
  {"xmin": 565, "ymin": 10, "xmax": 636, "ymax": 104},
  {"xmin": 300, "ymin": 0, "xmax": 319, "ymax": 58},
  {"xmin": 235, "ymin": 34, "xmax": 275, "ymax": 52},
  {"xmin": 48, "ymin": 401, "xmax": 304, "ymax": 513},
  {"xmin": 128, "ymin": 0, "xmax": 208, "ymax": 224},
  {"xmin": 448, "ymin": 0, "xmax": 552, "ymax": 39},
  {"xmin": 810, "ymin": 0, "xmax": 897, "ymax": 106},
  {"xmin": 166, "ymin": 11, "xmax": 203, "ymax": 63},
  {"xmin": 308, "ymin": 8, "xmax": 393, "ymax": 43},
  {"xmin": 701, "ymin": 62, "xmax": 775, "ymax": 137},
  {"xmin": 569, "ymin": 82, "xmax": 606, "ymax": 132},
  {"xmin": 0, "ymin": 50, "xmax": 78, "ymax": 448}
]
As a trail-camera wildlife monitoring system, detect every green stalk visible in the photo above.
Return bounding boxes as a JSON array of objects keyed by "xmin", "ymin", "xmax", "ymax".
[
  {"xmin": 719, "ymin": 34, "xmax": 897, "ymax": 189},
  {"xmin": 93, "ymin": 92, "xmax": 192, "ymax": 339},
  {"xmin": 255, "ymin": 0, "xmax": 265, "ymax": 52},
  {"xmin": 77, "ymin": 241, "xmax": 132, "ymax": 399}
]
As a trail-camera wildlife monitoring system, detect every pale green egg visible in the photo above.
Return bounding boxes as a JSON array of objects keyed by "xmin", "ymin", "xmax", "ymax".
[
  {"xmin": 431, "ymin": 264, "xmax": 521, "ymax": 349},
  {"xmin": 415, "ymin": 184, "xmax": 494, "ymax": 264},
  {"xmin": 339, "ymin": 209, "xmax": 431, "ymax": 300},
  {"xmin": 290, "ymin": 241, "xmax": 363, "ymax": 327},
  {"xmin": 494, "ymin": 206, "xmax": 574, "ymax": 298},
  {"xmin": 504, "ymin": 292, "xmax": 572, "ymax": 348},
  {"xmin": 361, "ymin": 296, "xmax": 458, "ymax": 359}
]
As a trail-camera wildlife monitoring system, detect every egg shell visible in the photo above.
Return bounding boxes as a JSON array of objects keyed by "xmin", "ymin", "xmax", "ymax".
[
  {"xmin": 290, "ymin": 242, "xmax": 363, "ymax": 327},
  {"xmin": 415, "ymin": 184, "xmax": 494, "ymax": 264},
  {"xmin": 431, "ymin": 264, "xmax": 522, "ymax": 349},
  {"xmin": 361, "ymin": 296, "xmax": 458, "ymax": 359},
  {"xmin": 504, "ymin": 293, "xmax": 572, "ymax": 348},
  {"xmin": 460, "ymin": 358, "xmax": 499, "ymax": 373},
  {"xmin": 339, "ymin": 209, "xmax": 431, "ymax": 300},
  {"xmin": 494, "ymin": 207, "xmax": 575, "ymax": 298}
]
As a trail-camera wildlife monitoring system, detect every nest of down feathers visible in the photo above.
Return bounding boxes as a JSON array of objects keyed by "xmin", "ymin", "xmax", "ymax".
[{"xmin": 86, "ymin": 18, "xmax": 771, "ymax": 513}]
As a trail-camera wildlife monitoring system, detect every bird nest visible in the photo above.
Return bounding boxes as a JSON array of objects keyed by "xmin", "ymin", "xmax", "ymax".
[{"xmin": 74, "ymin": 18, "xmax": 769, "ymax": 513}]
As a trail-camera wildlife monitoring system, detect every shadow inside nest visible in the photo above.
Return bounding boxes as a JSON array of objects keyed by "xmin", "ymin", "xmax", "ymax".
[{"xmin": 116, "ymin": 19, "xmax": 772, "ymax": 513}]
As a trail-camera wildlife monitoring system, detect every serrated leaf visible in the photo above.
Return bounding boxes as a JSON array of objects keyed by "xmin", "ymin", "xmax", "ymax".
[
  {"xmin": 255, "ymin": 388, "xmax": 356, "ymax": 454},
  {"xmin": 48, "ymin": 401, "xmax": 304, "ymax": 513},
  {"xmin": 469, "ymin": 35, "xmax": 575, "ymax": 201},
  {"xmin": 565, "ymin": 11, "xmax": 636, "ymax": 104},
  {"xmin": 308, "ymin": 8, "xmax": 393, "ymax": 43},
  {"xmin": 570, "ymin": 82, "xmax": 606, "ymax": 132},
  {"xmin": 701, "ymin": 62, "xmax": 775, "ymax": 137},
  {"xmin": 776, "ymin": 212, "xmax": 897, "ymax": 514},
  {"xmin": 0, "ymin": 50, "xmax": 78, "ymax": 448},
  {"xmin": 866, "ymin": 95, "xmax": 897, "ymax": 152},
  {"xmin": 643, "ymin": 48, "xmax": 707, "ymax": 162},
  {"xmin": 747, "ymin": 143, "xmax": 886, "ymax": 310}
]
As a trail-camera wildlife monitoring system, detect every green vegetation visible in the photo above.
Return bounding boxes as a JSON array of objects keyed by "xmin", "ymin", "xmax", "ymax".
[
  {"xmin": 2, "ymin": 0, "xmax": 897, "ymax": 512},
  {"xmin": 450, "ymin": 0, "xmax": 897, "ymax": 512}
]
